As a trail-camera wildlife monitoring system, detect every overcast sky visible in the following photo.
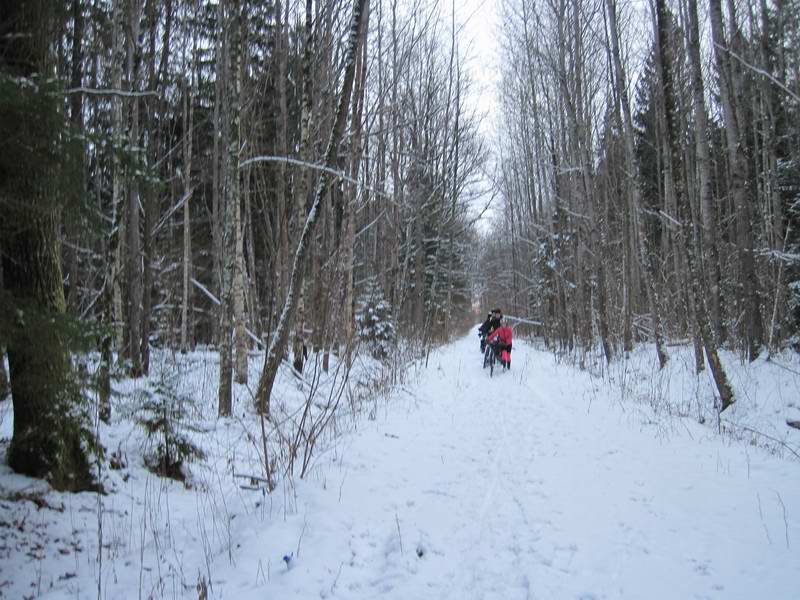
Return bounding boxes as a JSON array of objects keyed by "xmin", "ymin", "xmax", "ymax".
[
  {"xmin": 447, "ymin": 0, "xmax": 500, "ymax": 138},
  {"xmin": 442, "ymin": 0, "xmax": 501, "ymax": 228}
]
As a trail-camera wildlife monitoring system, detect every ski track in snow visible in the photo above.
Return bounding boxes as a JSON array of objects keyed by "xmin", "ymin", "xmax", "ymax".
[
  {"xmin": 239, "ymin": 335, "xmax": 799, "ymax": 600},
  {"xmin": 1, "ymin": 334, "xmax": 798, "ymax": 599}
]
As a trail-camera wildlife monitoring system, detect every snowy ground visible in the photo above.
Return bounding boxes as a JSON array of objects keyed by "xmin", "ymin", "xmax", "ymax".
[{"xmin": 1, "ymin": 334, "xmax": 799, "ymax": 599}]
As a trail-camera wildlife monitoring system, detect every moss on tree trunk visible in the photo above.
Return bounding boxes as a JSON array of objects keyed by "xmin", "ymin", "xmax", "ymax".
[
  {"xmin": 0, "ymin": 0, "xmax": 99, "ymax": 492},
  {"xmin": 2, "ymin": 209, "xmax": 99, "ymax": 491}
]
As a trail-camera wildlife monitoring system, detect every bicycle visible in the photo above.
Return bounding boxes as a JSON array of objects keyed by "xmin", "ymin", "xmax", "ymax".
[
  {"xmin": 483, "ymin": 341, "xmax": 500, "ymax": 377},
  {"xmin": 483, "ymin": 340, "xmax": 511, "ymax": 377}
]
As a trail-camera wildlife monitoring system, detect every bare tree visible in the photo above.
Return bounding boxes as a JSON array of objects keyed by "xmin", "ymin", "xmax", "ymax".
[
  {"xmin": 709, "ymin": 0, "xmax": 763, "ymax": 360},
  {"xmin": 218, "ymin": 0, "xmax": 243, "ymax": 417},
  {"xmin": 126, "ymin": 0, "xmax": 144, "ymax": 376},
  {"xmin": 605, "ymin": 0, "xmax": 668, "ymax": 367},
  {"xmin": 255, "ymin": 0, "xmax": 370, "ymax": 416},
  {"xmin": 180, "ymin": 24, "xmax": 197, "ymax": 354},
  {"xmin": 656, "ymin": 0, "xmax": 734, "ymax": 409}
]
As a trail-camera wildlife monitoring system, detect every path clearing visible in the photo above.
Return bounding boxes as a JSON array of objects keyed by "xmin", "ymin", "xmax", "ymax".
[{"xmin": 237, "ymin": 335, "xmax": 799, "ymax": 599}]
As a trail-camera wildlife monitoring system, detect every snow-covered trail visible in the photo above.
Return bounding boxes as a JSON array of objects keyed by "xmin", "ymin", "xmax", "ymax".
[{"xmin": 243, "ymin": 334, "xmax": 800, "ymax": 600}]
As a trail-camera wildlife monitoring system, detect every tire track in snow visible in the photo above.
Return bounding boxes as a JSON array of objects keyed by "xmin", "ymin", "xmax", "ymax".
[{"xmin": 445, "ymin": 340, "xmax": 553, "ymax": 600}]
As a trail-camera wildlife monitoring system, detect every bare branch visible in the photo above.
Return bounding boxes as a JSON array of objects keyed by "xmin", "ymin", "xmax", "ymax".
[
  {"xmin": 716, "ymin": 43, "xmax": 800, "ymax": 103},
  {"xmin": 63, "ymin": 86, "xmax": 160, "ymax": 98}
]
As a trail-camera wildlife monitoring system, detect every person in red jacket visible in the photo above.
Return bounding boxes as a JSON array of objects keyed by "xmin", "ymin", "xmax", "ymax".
[{"xmin": 485, "ymin": 317, "xmax": 512, "ymax": 369}]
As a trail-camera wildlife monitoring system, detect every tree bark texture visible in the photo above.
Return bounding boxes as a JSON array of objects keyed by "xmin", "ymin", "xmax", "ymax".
[
  {"xmin": 126, "ymin": 0, "xmax": 144, "ymax": 376},
  {"xmin": 218, "ymin": 0, "xmax": 242, "ymax": 417},
  {"xmin": 180, "ymin": 70, "xmax": 194, "ymax": 353},
  {"xmin": 605, "ymin": 0, "xmax": 668, "ymax": 367},
  {"xmin": 709, "ymin": 0, "xmax": 763, "ymax": 360},
  {"xmin": 0, "ymin": 0, "xmax": 98, "ymax": 490},
  {"xmin": 656, "ymin": 0, "xmax": 734, "ymax": 410},
  {"xmin": 255, "ymin": 0, "xmax": 370, "ymax": 416}
]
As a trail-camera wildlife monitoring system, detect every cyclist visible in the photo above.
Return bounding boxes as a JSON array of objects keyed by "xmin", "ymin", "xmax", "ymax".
[
  {"xmin": 478, "ymin": 308, "xmax": 502, "ymax": 353},
  {"xmin": 485, "ymin": 315, "xmax": 512, "ymax": 370}
]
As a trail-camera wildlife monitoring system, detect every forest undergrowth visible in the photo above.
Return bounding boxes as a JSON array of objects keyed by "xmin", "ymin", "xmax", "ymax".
[{"xmin": 546, "ymin": 337, "xmax": 800, "ymax": 462}]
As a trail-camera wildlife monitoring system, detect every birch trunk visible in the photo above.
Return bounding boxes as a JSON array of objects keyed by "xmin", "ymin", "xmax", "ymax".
[
  {"xmin": 255, "ymin": 0, "xmax": 369, "ymax": 416},
  {"xmin": 211, "ymin": 29, "xmax": 224, "ymax": 346},
  {"xmin": 218, "ymin": 0, "xmax": 241, "ymax": 416},
  {"xmin": 709, "ymin": 0, "xmax": 763, "ymax": 360},
  {"xmin": 234, "ymin": 168, "xmax": 248, "ymax": 383},
  {"xmin": 605, "ymin": 0, "xmax": 668, "ymax": 367},
  {"xmin": 243, "ymin": 166, "xmax": 260, "ymax": 336},
  {"xmin": 290, "ymin": 0, "xmax": 315, "ymax": 376},
  {"xmin": 686, "ymin": 0, "xmax": 724, "ymax": 344},
  {"xmin": 656, "ymin": 0, "xmax": 734, "ymax": 410},
  {"xmin": 343, "ymin": 0, "xmax": 371, "ymax": 363}
]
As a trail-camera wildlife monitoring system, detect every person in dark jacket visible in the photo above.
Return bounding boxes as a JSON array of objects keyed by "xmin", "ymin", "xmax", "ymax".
[
  {"xmin": 486, "ymin": 317, "xmax": 512, "ymax": 369},
  {"xmin": 478, "ymin": 312, "xmax": 492, "ymax": 352},
  {"xmin": 478, "ymin": 308, "xmax": 502, "ymax": 353}
]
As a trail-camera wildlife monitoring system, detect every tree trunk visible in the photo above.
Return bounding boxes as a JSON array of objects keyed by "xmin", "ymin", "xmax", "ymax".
[
  {"xmin": 709, "ymin": 0, "xmax": 763, "ymax": 360},
  {"xmin": 180, "ymin": 68, "xmax": 194, "ymax": 353},
  {"xmin": 757, "ymin": 0, "xmax": 785, "ymax": 351},
  {"xmin": 65, "ymin": 0, "xmax": 85, "ymax": 314},
  {"xmin": 218, "ymin": 0, "xmax": 242, "ymax": 417},
  {"xmin": 0, "ymin": 0, "xmax": 98, "ymax": 491},
  {"xmin": 276, "ymin": 0, "xmax": 291, "ymax": 309},
  {"xmin": 342, "ymin": 0, "xmax": 369, "ymax": 368},
  {"xmin": 290, "ymin": 0, "xmax": 315, "ymax": 376},
  {"xmin": 255, "ymin": 0, "xmax": 369, "ymax": 416},
  {"xmin": 243, "ymin": 158, "xmax": 259, "ymax": 339},
  {"xmin": 112, "ymin": 0, "xmax": 126, "ymax": 364},
  {"xmin": 656, "ymin": 0, "xmax": 734, "ymax": 410},
  {"xmin": 126, "ymin": 0, "xmax": 143, "ymax": 377},
  {"xmin": 686, "ymin": 0, "xmax": 724, "ymax": 344},
  {"xmin": 234, "ymin": 4, "xmax": 250, "ymax": 385},
  {"xmin": 140, "ymin": 0, "xmax": 171, "ymax": 375},
  {"xmin": 0, "ymin": 263, "xmax": 8, "ymax": 401},
  {"xmin": 98, "ymin": 192, "xmax": 121, "ymax": 423},
  {"xmin": 234, "ymin": 171, "xmax": 248, "ymax": 383},
  {"xmin": 211, "ymin": 27, "xmax": 224, "ymax": 347},
  {"xmin": 0, "ymin": 347, "xmax": 8, "ymax": 401},
  {"xmin": 140, "ymin": 188, "xmax": 154, "ymax": 375},
  {"xmin": 605, "ymin": 0, "xmax": 668, "ymax": 367}
]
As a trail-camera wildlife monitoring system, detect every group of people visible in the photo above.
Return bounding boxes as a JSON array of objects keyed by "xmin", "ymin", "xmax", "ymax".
[{"xmin": 478, "ymin": 308, "xmax": 512, "ymax": 370}]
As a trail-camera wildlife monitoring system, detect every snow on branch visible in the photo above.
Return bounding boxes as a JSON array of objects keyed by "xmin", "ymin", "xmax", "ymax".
[
  {"xmin": 757, "ymin": 248, "xmax": 800, "ymax": 264},
  {"xmin": 355, "ymin": 210, "xmax": 386, "ymax": 239},
  {"xmin": 239, "ymin": 155, "xmax": 394, "ymax": 202},
  {"xmin": 191, "ymin": 278, "xmax": 221, "ymax": 306},
  {"xmin": 63, "ymin": 86, "xmax": 160, "ymax": 98},
  {"xmin": 716, "ymin": 44, "xmax": 800, "ymax": 103},
  {"xmin": 503, "ymin": 315, "xmax": 544, "ymax": 327},
  {"xmin": 152, "ymin": 188, "xmax": 193, "ymax": 236},
  {"xmin": 190, "ymin": 278, "xmax": 265, "ymax": 348}
]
